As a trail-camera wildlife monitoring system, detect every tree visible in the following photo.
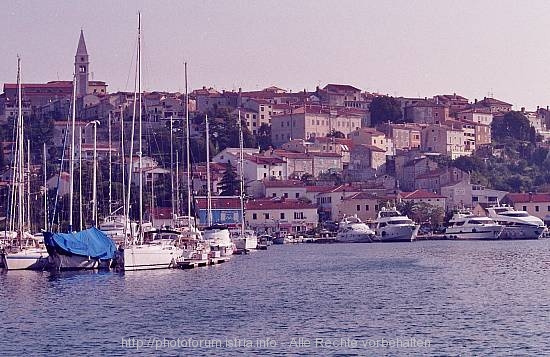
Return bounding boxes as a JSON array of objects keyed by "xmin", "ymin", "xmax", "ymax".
[
  {"xmin": 257, "ymin": 123, "xmax": 272, "ymax": 151},
  {"xmin": 218, "ymin": 162, "xmax": 240, "ymax": 196},
  {"xmin": 327, "ymin": 130, "xmax": 345, "ymax": 139},
  {"xmin": 368, "ymin": 96, "xmax": 403, "ymax": 126},
  {"xmin": 491, "ymin": 111, "xmax": 537, "ymax": 143}
]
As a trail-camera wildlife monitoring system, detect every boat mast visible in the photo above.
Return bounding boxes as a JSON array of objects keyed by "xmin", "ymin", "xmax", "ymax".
[
  {"xmin": 120, "ymin": 106, "xmax": 126, "ymax": 234},
  {"xmin": 79, "ymin": 128, "xmax": 83, "ymax": 230},
  {"xmin": 185, "ymin": 62, "xmax": 192, "ymax": 230},
  {"xmin": 238, "ymin": 110, "xmax": 245, "ymax": 236},
  {"xmin": 205, "ymin": 114, "xmax": 212, "ymax": 227},
  {"xmin": 43, "ymin": 143, "xmax": 47, "ymax": 231},
  {"xmin": 170, "ymin": 115, "xmax": 174, "ymax": 224},
  {"xmin": 68, "ymin": 73, "xmax": 77, "ymax": 232},
  {"xmin": 108, "ymin": 112, "xmax": 112, "ymax": 215},
  {"xmin": 138, "ymin": 12, "xmax": 143, "ymax": 244},
  {"xmin": 16, "ymin": 57, "xmax": 24, "ymax": 241},
  {"xmin": 125, "ymin": 13, "xmax": 139, "ymax": 243},
  {"xmin": 27, "ymin": 139, "xmax": 31, "ymax": 233}
]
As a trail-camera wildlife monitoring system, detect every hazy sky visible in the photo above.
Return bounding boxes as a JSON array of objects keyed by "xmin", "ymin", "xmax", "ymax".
[{"xmin": 2, "ymin": 0, "xmax": 550, "ymax": 110}]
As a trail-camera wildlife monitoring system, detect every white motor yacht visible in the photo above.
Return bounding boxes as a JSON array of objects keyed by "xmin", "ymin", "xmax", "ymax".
[
  {"xmin": 486, "ymin": 205, "xmax": 545, "ymax": 240},
  {"xmin": 373, "ymin": 207, "xmax": 420, "ymax": 242},
  {"xmin": 445, "ymin": 210, "xmax": 503, "ymax": 240},
  {"xmin": 335, "ymin": 215, "xmax": 374, "ymax": 243}
]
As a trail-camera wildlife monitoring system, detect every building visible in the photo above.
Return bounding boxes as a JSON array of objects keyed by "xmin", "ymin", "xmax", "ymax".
[
  {"xmin": 441, "ymin": 180, "xmax": 507, "ymax": 211},
  {"xmin": 501, "ymin": 193, "xmax": 550, "ymax": 222},
  {"xmin": 421, "ymin": 124, "xmax": 468, "ymax": 159},
  {"xmin": 271, "ymin": 106, "xmax": 362, "ymax": 147},
  {"xmin": 473, "ymin": 97, "xmax": 513, "ymax": 114},
  {"xmin": 401, "ymin": 189, "xmax": 446, "ymax": 212},
  {"xmin": 245, "ymin": 198, "xmax": 318, "ymax": 234},
  {"xmin": 337, "ymin": 192, "xmax": 386, "ymax": 222},
  {"xmin": 195, "ymin": 196, "xmax": 242, "ymax": 227}
]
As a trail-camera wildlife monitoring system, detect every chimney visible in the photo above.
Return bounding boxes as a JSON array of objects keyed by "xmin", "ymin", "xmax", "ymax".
[
  {"xmin": 474, "ymin": 98, "xmax": 478, "ymax": 104},
  {"xmin": 529, "ymin": 192, "xmax": 533, "ymax": 202},
  {"xmin": 521, "ymin": 107, "xmax": 525, "ymax": 113}
]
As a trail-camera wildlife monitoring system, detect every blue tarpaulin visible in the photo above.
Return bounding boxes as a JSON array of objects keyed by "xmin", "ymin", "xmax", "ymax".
[{"xmin": 44, "ymin": 227, "xmax": 116, "ymax": 259}]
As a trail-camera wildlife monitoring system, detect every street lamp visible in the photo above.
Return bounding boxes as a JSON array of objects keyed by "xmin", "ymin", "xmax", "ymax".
[{"xmin": 86, "ymin": 120, "xmax": 100, "ymax": 226}]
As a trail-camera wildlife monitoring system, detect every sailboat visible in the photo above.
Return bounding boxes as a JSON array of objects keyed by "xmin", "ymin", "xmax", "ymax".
[
  {"xmin": 202, "ymin": 114, "xmax": 234, "ymax": 257},
  {"xmin": 43, "ymin": 66, "xmax": 116, "ymax": 270},
  {"xmin": 112, "ymin": 13, "xmax": 182, "ymax": 271},
  {"xmin": 233, "ymin": 110, "xmax": 258, "ymax": 252},
  {"xmin": 0, "ymin": 57, "xmax": 49, "ymax": 271}
]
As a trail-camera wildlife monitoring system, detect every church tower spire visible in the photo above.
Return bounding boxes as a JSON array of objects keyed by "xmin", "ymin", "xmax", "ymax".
[{"xmin": 75, "ymin": 29, "xmax": 89, "ymax": 97}]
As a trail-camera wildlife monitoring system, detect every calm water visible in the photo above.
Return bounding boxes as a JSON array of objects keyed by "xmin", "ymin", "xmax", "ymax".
[{"xmin": 2, "ymin": 240, "xmax": 550, "ymax": 356}]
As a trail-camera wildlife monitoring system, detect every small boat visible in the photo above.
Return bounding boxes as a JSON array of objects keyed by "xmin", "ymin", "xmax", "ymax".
[
  {"xmin": 373, "ymin": 207, "xmax": 420, "ymax": 242},
  {"xmin": 232, "ymin": 229, "xmax": 259, "ymax": 252},
  {"xmin": 335, "ymin": 215, "xmax": 374, "ymax": 243},
  {"xmin": 445, "ymin": 210, "xmax": 503, "ymax": 240}
]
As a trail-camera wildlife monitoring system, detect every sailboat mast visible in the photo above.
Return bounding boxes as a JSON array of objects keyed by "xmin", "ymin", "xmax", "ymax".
[
  {"xmin": 108, "ymin": 112, "xmax": 112, "ymax": 215},
  {"xmin": 43, "ymin": 143, "xmax": 47, "ymax": 231},
  {"xmin": 16, "ymin": 57, "xmax": 24, "ymax": 239},
  {"xmin": 78, "ymin": 128, "xmax": 83, "ymax": 230},
  {"xmin": 170, "ymin": 116, "xmax": 174, "ymax": 223},
  {"xmin": 205, "ymin": 114, "xmax": 212, "ymax": 226},
  {"xmin": 27, "ymin": 139, "xmax": 31, "ymax": 233},
  {"xmin": 120, "ymin": 107, "xmax": 126, "ymax": 235},
  {"xmin": 68, "ymin": 73, "xmax": 77, "ymax": 232},
  {"xmin": 238, "ymin": 110, "xmax": 245, "ymax": 235},
  {"xmin": 185, "ymin": 62, "xmax": 192, "ymax": 230},
  {"xmin": 138, "ymin": 12, "xmax": 144, "ymax": 243}
]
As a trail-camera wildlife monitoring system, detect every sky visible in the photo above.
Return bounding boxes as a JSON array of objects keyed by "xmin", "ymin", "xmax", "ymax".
[{"xmin": 1, "ymin": 0, "xmax": 550, "ymax": 110}]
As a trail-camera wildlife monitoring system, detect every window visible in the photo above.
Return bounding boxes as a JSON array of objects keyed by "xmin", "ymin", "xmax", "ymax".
[
  {"xmin": 356, "ymin": 205, "xmax": 360, "ymax": 211},
  {"xmin": 264, "ymin": 213, "xmax": 270, "ymax": 219},
  {"xmin": 523, "ymin": 206, "xmax": 527, "ymax": 211},
  {"xmin": 272, "ymin": 193, "xmax": 276, "ymax": 197},
  {"xmin": 280, "ymin": 213, "xmax": 285, "ymax": 219},
  {"xmin": 536, "ymin": 206, "xmax": 540, "ymax": 212},
  {"xmin": 294, "ymin": 212, "xmax": 304, "ymax": 219},
  {"xmin": 284, "ymin": 193, "xmax": 288, "ymax": 198},
  {"xmin": 295, "ymin": 193, "xmax": 300, "ymax": 198},
  {"xmin": 252, "ymin": 213, "xmax": 257, "ymax": 220}
]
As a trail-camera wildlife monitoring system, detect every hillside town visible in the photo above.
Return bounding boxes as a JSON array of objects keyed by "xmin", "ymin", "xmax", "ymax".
[{"xmin": 2, "ymin": 30, "xmax": 550, "ymax": 236}]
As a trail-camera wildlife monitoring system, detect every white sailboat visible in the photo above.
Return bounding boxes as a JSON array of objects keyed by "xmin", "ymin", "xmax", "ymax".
[
  {"xmin": 0, "ymin": 57, "xmax": 48, "ymax": 271},
  {"xmin": 113, "ymin": 13, "xmax": 182, "ymax": 271},
  {"xmin": 233, "ymin": 110, "xmax": 258, "ymax": 252}
]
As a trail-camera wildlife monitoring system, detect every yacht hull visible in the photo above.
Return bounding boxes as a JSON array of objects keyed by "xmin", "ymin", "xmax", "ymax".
[
  {"xmin": 375, "ymin": 225, "xmax": 419, "ymax": 242},
  {"xmin": 1, "ymin": 249, "xmax": 49, "ymax": 270},
  {"xmin": 445, "ymin": 227, "xmax": 502, "ymax": 240},
  {"xmin": 47, "ymin": 252, "xmax": 110, "ymax": 271},
  {"xmin": 335, "ymin": 232, "xmax": 373, "ymax": 243},
  {"xmin": 116, "ymin": 245, "xmax": 180, "ymax": 271},
  {"xmin": 498, "ymin": 226, "xmax": 544, "ymax": 240}
]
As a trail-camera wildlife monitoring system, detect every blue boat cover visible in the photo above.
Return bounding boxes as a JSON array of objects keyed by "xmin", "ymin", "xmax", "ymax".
[{"xmin": 44, "ymin": 227, "xmax": 116, "ymax": 259}]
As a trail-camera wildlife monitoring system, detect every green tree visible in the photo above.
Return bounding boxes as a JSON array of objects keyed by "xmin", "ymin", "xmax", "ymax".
[
  {"xmin": 491, "ymin": 111, "xmax": 537, "ymax": 143},
  {"xmin": 327, "ymin": 130, "xmax": 345, "ymax": 139},
  {"xmin": 218, "ymin": 162, "xmax": 240, "ymax": 196},
  {"xmin": 257, "ymin": 123, "xmax": 272, "ymax": 151},
  {"xmin": 369, "ymin": 96, "xmax": 403, "ymax": 126}
]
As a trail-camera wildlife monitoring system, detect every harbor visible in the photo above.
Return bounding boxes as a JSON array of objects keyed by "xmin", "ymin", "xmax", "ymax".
[{"xmin": 3, "ymin": 240, "xmax": 550, "ymax": 355}]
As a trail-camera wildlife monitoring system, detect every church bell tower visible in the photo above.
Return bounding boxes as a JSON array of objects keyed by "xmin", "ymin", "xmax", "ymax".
[{"xmin": 75, "ymin": 29, "xmax": 89, "ymax": 97}]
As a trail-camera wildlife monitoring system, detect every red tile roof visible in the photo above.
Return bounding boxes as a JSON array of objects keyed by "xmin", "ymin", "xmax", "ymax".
[
  {"xmin": 195, "ymin": 197, "xmax": 241, "ymax": 209},
  {"xmin": 402, "ymin": 189, "xmax": 446, "ymax": 199},
  {"xmin": 323, "ymin": 84, "xmax": 361, "ymax": 92},
  {"xmin": 504, "ymin": 193, "xmax": 550, "ymax": 203}
]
